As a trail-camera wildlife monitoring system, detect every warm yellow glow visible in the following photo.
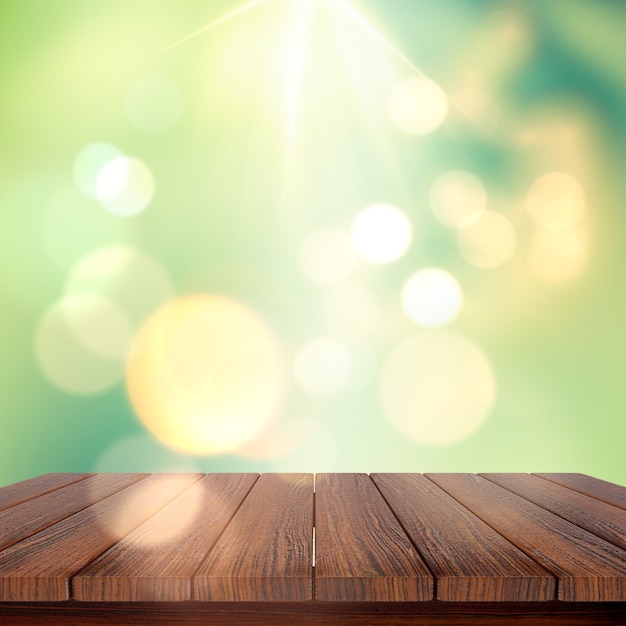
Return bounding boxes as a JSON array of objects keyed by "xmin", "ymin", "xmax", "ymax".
[
  {"xmin": 293, "ymin": 337, "xmax": 351, "ymax": 396},
  {"xmin": 528, "ymin": 226, "xmax": 588, "ymax": 282},
  {"xmin": 526, "ymin": 172, "xmax": 585, "ymax": 231},
  {"xmin": 299, "ymin": 227, "xmax": 356, "ymax": 285},
  {"xmin": 380, "ymin": 332, "xmax": 496, "ymax": 446},
  {"xmin": 457, "ymin": 210, "xmax": 516, "ymax": 268},
  {"xmin": 388, "ymin": 77, "xmax": 448, "ymax": 135},
  {"xmin": 126, "ymin": 294, "xmax": 286, "ymax": 455},
  {"xmin": 401, "ymin": 268, "xmax": 463, "ymax": 328},
  {"xmin": 96, "ymin": 156, "xmax": 154, "ymax": 217},
  {"xmin": 448, "ymin": 83, "xmax": 499, "ymax": 141},
  {"xmin": 351, "ymin": 203, "xmax": 412, "ymax": 264},
  {"xmin": 429, "ymin": 170, "xmax": 487, "ymax": 229}
]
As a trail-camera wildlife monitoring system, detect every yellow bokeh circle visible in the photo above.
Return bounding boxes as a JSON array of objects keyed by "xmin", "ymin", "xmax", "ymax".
[{"xmin": 126, "ymin": 294, "xmax": 286, "ymax": 455}]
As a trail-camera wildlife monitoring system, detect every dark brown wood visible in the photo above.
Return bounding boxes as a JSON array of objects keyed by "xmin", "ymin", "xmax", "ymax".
[
  {"xmin": 0, "ymin": 601, "xmax": 625, "ymax": 625},
  {"xmin": 315, "ymin": 473, "xmax": 433, "ymax": 601},
  {"xmin": 0, "ymin": 474, "xmax": 203, "ymax": 601},
  {"xmin": 0, "ymin": 474, "xmax": 91, "ymax": 513},
  {"xmin": 535, "ymin": 473, "xmax": 626, "ymax": 512},
  {"xmin": 372, "ymin": 473, "xmax": 555, "ymax": 601},
  {"xmin": 193, "ymin": 473, "xmax": 314, "ymax": 601},
  {"xmin": 0, "ymin": 472, "xmax": 625, "ymax": 624},
  {"xmin": 427, "ymin": 473, "xmax": 626, "ymax": 602},
  {"xmin": 483, "ymin": 473, "xmax": 626, "ymax": 551},
  {"xmin": 73, "ymin": 474, "xmax": 259, "ymax": 601},
  {"xmin": 0, "ymin": 473, "xmax": 146, "ymax": 552}
]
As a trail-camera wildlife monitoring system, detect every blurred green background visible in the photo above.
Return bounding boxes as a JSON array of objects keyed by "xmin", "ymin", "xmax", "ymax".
[{"xmin": 2, "ymin": 0, "xmax": 626, "ymax": 487}]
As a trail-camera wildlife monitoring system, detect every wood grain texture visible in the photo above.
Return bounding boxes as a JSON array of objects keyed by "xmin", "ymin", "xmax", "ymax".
[
  {"xmin": 427, "ymin": 473, "xmax": 626, "ymax": 602},
  {"xmin": 315, "ymin": 473, "xmax": 433, "ymax": 602},
  {"xmin": 193, "ymin": 473, "xmax": 313, "ymax": 601},
  {"xmin": 535, "ymin": 473, "xmax": 626, "ymax": 512},
  {"xmin": 0, "ymin": 474, "xmax": 202, "ymax": 601},
  {"xmin": 0, "ymin": 474, "xmax": 91, "ymax": 513},
  {"xmin": 73, "ymin": 474, "xmax": 259, "ymax": 601},
  {"xmin": 1, "ymin": 601, "xmax": 625, "ymax": 625},
  {"xmin": 0, "ymin": 474, "xmax": 146, "ymax": 553},
  {"xmin": 372, "ymin": 473, "xmax": 555, "ymax": 601},
  {"xmin": 483, "ymin": 473, "xmax": 626, "ymax": 551}
]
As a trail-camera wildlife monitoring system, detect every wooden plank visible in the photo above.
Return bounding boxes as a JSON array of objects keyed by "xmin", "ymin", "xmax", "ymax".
[
  {"xmin": 372, "ymin": 473, "xmax": 555, "ymax": 601},
  {"xmin": 535, "ymin": 473, "xmax": 626, "ymax": 512},
  {"xmin": 1, "ymin": 601, "xmax": 626, "ymax": 626},
  {"xmin": 0, "ymin": 474, "xmax": 91, "ymax": 513},
  {"xmin": 0, "ymin": 474, "xmax": 146, "ymax": 552},
  {"xmin": 427, "ymin": 473, "xmax": 626, "ymax": 602},
  {"xmin": 0, "ymin": 473, "xmax": 203, "ymax": 601},
  {"xmin": 193, "ymin": 473, "xmax": 313, "ymax": 601},
  {"xmin": 73, "ymin": 474, "xmax": 259, "ymax": 601},
  {"xmin": 483, "ymin": 473, "xmax": 626, "ymax": 551},
  {"xmin": 315, "ymin": 473, "xmax": 432, "ymax": 602}
]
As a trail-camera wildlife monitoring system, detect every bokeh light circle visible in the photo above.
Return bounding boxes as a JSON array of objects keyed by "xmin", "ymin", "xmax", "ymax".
[
  {"xmin": 388, "ymin": 77, "xmax": 448, "ymax": 135},
  {"xmin": 96, "ymin": 156, "xmax": 154, "ymax": 217},
  {"xmin": 380, "ymin": 332, "xmax": 496, "ymax": 446},
  {"xmin": 321, "ymin": 283, "xmax": 379, "ymax": 340},
  {"xmin": 73, "ymin": 143, "xmax": 122, "ymax": 199},
  {"xmin": 126, "ymin": 294, "xmax": 286, "ymax": 455},
  {"xmin": 65, "ymin": 245, "xmax": 174, "ymax": 329},
  {"xmin": 351, "ymin": 204, "xmax": 412, "ymax": 264},
  {"xmin": 299, "ymin": 228, "xmax": 356, "ymax": 285},
  {"xmin": 293, "ymin": 337, "xmax": 352, "ymax": 396},
  {"xmin": 457, "ymin": 210, "xmax": 516, "ymax": 268},
  {"xmin": 34, "ymin": 295, "xmax": 129, "ymax": 395},
  {"xmin": 402, "ymin": 268, "xmax": 463, "ymax": 328},
  {"xmin": 526, "ymin": 172, "xmax": 585, "ymax": 231},
  {"xmin": 429, "ymin": 170, "xmax": 487, "ymax": 228},
  {"xmin": 124, "ymin": 73, "xmax": 184, "ymax": 134},
  {"xmin": 528, "ymin": 227, "xmax": 588, "ymax": 282}
]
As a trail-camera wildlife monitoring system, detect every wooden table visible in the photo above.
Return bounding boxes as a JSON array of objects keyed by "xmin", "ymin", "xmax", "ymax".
[{"xmin": 0, "ymin": 472, "xmax": 625, "ymax": 625}]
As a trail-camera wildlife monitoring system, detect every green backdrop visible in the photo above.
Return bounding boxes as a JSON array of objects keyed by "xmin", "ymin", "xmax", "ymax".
[{"xmin": 2, "ymin": 0, "xmax": 625, "ymax": 486}]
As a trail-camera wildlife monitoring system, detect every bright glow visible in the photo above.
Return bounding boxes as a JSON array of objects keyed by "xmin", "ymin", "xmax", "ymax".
[
  {"xmin": 73, "ymin": 143, "xmax": 122, "ymax": 199},
  {"xmin": 402, "ymin": 268, "xmax": 463, "ymax": 328},
  {"xmin": 124, "ymin": 73, "xmax": 184, "ymax": 134},
  {"xmin": 457, "ymin": 210, "xmax": 516, "ymax": 268},
  {"xmin": 126, "ymin": 295, "xmax": 285, "ymax": 455},
  {"xmin": 321, "ymin": 282, "xmax": 379, "ymax": 339},
  {"xmin": 34, "ymin": 296, "xmax": 126, "ymax": 395},
  {"xmin": 388, "ymin": 77, "xmax": 448, "ymax": 135},
  {"xmin": 526, "ymin": 172, "xmax": 586, "ymax": 231},
  {"xmin": 380, "ymin": 332, "xmax": 496, "ymax": 446},
  {"xmin": 65, "ymin": 245, "xmax": 174, "ymax": 329},
  {"xmin": 283, "ymin": 0, "xmax": 314, "ymax": 183},
  {"xmin": 96, "ymin": 156, "xmax": 154, "ymax": 217},
  {"xmin": 429, "ymin": 170, "xmax": 487, "ymax": 229},
  {"xmin": 528, "ymin": 227, "xmax": 588, "ymax": 282},
  {"xmin": 351, "ymin": 203, "xmax": 412, "ymax": 264},
  {"xmin": 299, "ymin": 227, "xmax": 356, "ymax": 285},
  {"xmin": 238, "ymin": 415, "xmax": 316, "ymax": 460},
  {"xmin": 293, "ymin": 337, "xmax": 351, "ymax": 396}
]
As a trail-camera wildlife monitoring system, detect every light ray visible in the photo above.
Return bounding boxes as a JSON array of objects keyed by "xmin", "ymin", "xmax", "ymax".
[
  {"xmin": 329, "ymin": 0, "xmax": 485, "ymax": 130},
  {"xmin": 283, "ymin": 0, "xmax": 315, "ymax": 196},
  {"xmin": 142, "ymin": 0, "xmax": 274, "ymax": 65}
]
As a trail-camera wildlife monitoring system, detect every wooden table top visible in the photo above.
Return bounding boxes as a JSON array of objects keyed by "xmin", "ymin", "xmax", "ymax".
[{"xmin": 0, "ymin": 472, "xmax": 625, "ymax": 624}]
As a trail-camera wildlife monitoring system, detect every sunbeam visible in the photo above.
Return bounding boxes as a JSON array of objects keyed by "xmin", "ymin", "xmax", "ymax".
[
  {"xmin": 282, "ymin": 0, "xmax": 315, "ymax": 197},
  {"xmin": 143, "ymin": 0, "xmax": 275, "ymax": 65}
]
